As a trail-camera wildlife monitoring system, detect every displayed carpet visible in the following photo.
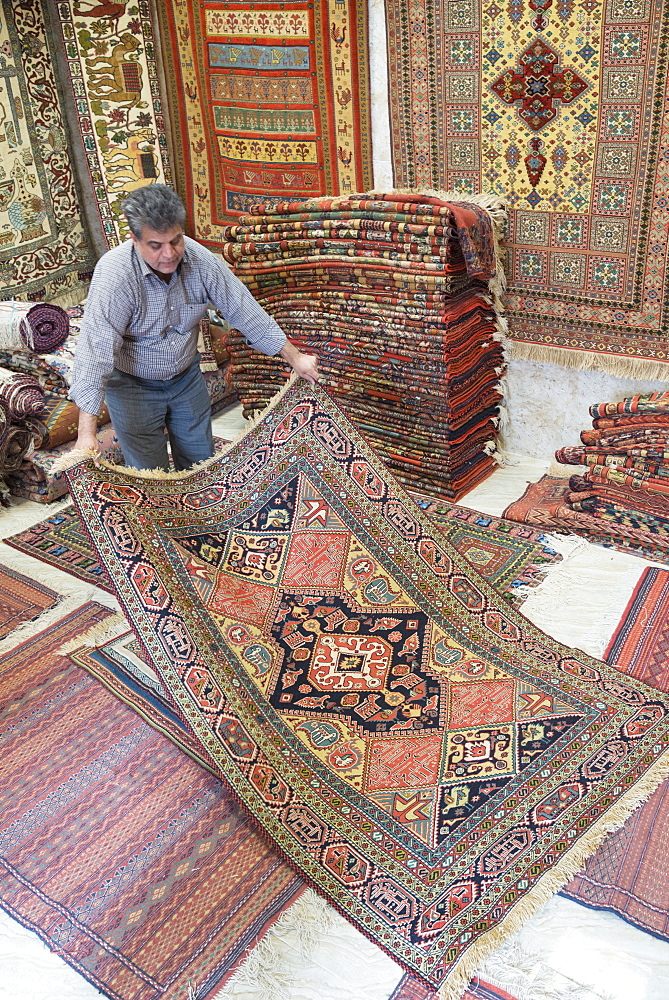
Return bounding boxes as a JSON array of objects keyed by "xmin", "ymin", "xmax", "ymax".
[
  {"xmin": 0, "ymin": 2, "xmax": 96, "ymax": 303},
  {"xmin": 0, "ymin": 561, "xmax": 59, "ymax": 638},
  {"xmin": 386, "ymin": 0, "xmax": 669, "ymax": 378},
  {"xmin": 220, "ymin": 191, "xmax": 507, "ymax": 499},
  {"xmin": 154, "ymin": 0, "xmax": 372, "ymax": 229},
  {"xmin": 4, "ymin": 495, "xmax": 561, "ymax": 607},
  {"xmin": 0, "ymin": 602, "xmax": 304, "ymax": 1000},
  {"xmin": 63, "ymin": 379, "xmax": 669, "ymax": 997},
  {"xmin": 604, "ymin": 567, "xmax": 669, "ymax": 691},
  {"xmin": 561, "ymin": 565, "xmax": 669, "ymax": 941},
  {"xmin": 503, "ymin": 475, "xmax": 669, "ymax": 566},
  {"xmin": 48, "ymin": 1, "xmax": 172, "ymax": 250}
]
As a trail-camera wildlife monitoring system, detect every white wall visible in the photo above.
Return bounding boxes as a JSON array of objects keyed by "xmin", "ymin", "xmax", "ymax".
[{"xmin": 366, "ymin": 3, "xmax": 668, "ymax": 464}]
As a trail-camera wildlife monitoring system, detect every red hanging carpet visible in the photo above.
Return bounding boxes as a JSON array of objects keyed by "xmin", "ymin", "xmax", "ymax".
[
  {"xmin": 63, "ymin": 379, "xmax": 669, "ymax": 997},
  {"xmin": 0, "ymin": 603, "xmax": 303, "ymax": 1000}
]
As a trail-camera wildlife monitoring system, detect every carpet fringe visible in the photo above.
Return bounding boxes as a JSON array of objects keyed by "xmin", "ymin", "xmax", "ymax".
[
  {"xmin": 210, "ymin": 889, "xmax": 336, "ymax": 1000},
  {"xmin": 509, "ymin": 341, "xmax": 669, "ymax": 383},
  {"xmin": 0, "ymin": 593, "xmax": 94, "ymax": 656},
  {"xmin": 1, "ymin": 495, "xmax": 73, "ymax": 535},
  {"xmin": 56, "ymin": 612, "xmax": 128, "ymax": 655},
  {"xmin": 476, "ymin": 937, "xmax": 613, "ymax": 1000},
  {"xmin": 546, "ymin": 459, "xmax": 585, "ymax": 478},
  {"xmin": 0, "ymin": 541, "xmax": 119, "ymax": 615},
  {"xmin": 437, "ymin": 748, "xmax": 669, "ymax": 1000}
]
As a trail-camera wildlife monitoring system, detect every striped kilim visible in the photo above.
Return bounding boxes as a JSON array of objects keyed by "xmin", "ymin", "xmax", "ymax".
[
  {"xmin": 65, "ymin": 379, "xmax": 669, "ymax": 997},
  {"xmin": 219, "ymin": 191, "xmax": 507, "ymax": 500}
]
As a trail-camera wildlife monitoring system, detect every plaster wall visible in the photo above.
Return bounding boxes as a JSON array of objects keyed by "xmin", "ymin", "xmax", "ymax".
[{"xmin": 366, "ymin": 1, "xmax": 668, "ymax": 464}]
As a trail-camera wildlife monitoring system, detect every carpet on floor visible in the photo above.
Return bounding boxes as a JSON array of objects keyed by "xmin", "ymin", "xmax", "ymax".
[
  {"xmin": 63, "ymin": 380, "xmax": 669, "ymax": 997},
  {"xmin": 154, "ymin": 0, "xmax": 372, "ymax": 227},
  {"xmin": 385, "ymin": 0, "xmax": 669, "ymax": 379},
  {"xmin": 502, "ymin": 475, "xmax": 669, "ymax": 566},
  {"xmin": 0, "ymin": 561, "xmax": 59, "ymax": 639},
  {"xmin": 0, "ymin": 602, "xmax": 304, "ymax": 1000},
  {"xmin": 561, "ymin": 566, "xmax": 669, "ymax": 942},
  {"xmin": 4, "ymin": 495, "xmax": 561, "ymax": 609}
]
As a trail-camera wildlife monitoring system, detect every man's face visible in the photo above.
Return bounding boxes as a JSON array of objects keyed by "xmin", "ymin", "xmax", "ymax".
[{"xmin": 131, "ymin": 224, "xmax": 185, "ymax": 275}]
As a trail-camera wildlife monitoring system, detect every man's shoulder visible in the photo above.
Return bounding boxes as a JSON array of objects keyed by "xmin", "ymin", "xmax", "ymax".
[
  {"xmin": 94, "ymin": 239, "xmax": 135, "ymax": 274},
  {"xmin": 183, "ymin": 235, "xmax": 223, "ymax": 269}
]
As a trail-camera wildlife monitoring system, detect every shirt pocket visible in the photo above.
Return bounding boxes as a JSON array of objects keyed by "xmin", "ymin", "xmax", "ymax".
[{"xmin": 178, "ymin": 302, "xmax": 209, "ymax": 335}]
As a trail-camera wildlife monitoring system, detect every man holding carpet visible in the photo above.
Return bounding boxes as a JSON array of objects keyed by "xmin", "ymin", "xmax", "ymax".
[{"xmin": 70, "ymin": 184, "xmax": 319, "ymax": 471}]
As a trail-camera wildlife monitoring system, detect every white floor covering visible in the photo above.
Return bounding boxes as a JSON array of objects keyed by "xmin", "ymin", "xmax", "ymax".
[{"xmin": 1, "ymin": 406, "xmax": 669, "ymax": 1000}]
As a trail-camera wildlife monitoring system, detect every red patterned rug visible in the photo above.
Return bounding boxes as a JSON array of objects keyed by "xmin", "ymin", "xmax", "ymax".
[
  {"xmin": 63, "ymin": 380, "xmax": 669, "ymax": 996},
  {"xmin": 4, "ymin": 497, "xmax": 561, "ymax": 609},
  {"xmin": 562, "ymin": 566, "xmax": 669, "ymax": 941},
  {"xmin": 385, "ymin": 0, "xmax": 669, "ymax": 378},
  {"xmin": 502, "ymin": 475, "xmax": 669, "ymax": 565},
  {"xmin": 0, "ymin": 603, "xmax": 303, "ymax": 1000},
  {"xmin": 0, "ymin": 562, "xmax": 59, "ymax": 638},
  {"xmin": 155, "ymin": 0, "xmax": 372, "ymax": 227}
]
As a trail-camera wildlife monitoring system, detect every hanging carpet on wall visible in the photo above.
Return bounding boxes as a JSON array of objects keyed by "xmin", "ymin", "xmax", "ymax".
[
  {"xmin": 154, "ymin": 0, "xmax": 372, "ymax": 228},
  {"xmin": 65, "ymin": 379, "xmax": 669, "ymax": 998},
  {"xmin": 0, "ymin": 1, "xmax": 97, "ymax": 303},
  {"xmin": 218, "ymin": 191, "xmax": 507, "ymax": 501},
  {"xmin": 386, "ymin": 0, "xmax": 669, "ymax": 379}
]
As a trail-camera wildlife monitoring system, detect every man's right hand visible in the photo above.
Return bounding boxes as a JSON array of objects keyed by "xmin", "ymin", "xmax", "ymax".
[{"xmin": 75, "ymin": 411, "xmax": 102, "ymax": 458}]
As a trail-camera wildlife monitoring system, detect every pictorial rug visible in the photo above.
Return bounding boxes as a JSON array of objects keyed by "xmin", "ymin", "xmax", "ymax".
[
  {"xmin": 386, "ymin": 0, "xmax": 669, "ymax": 378},
  {"xmin": 49, "ymin": 0, "xmax": 173, "ymax": 248},
  {"xmin": 0, "ymin": 561, "xmax": 59, "ymax": 638},
  {"xmin": 64, "ymin": 379, "xmax": 669, "ymax": 997},
  {"xmin": 561, "ymin": 566, "xmax": 669, "ymax": 941},
  {"xmin": 0, "ymin": 0, "xmax": 97, "ymax": 303},
  {"xmin": 4, "ymin": 497, "xmax": 561, "ymax": 607},
  {"xmin": 154, "ymin": 0, "xmax": 373, "ymax": 228},
  {"xmin": 0, "ymin": 602, "xmax": 304, "ymax": 1000}
]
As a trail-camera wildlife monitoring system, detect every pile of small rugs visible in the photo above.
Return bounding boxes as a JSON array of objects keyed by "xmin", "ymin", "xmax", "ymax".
[
  {"xmin": 505, "ymin": 391, "xmax": 669, "ymax": 563},
  {"xmin": 219, "ymin": 190, "xmax": 507, "ymax": 500}
]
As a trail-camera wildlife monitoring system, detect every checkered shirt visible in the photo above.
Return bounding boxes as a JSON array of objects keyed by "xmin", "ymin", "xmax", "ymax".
[{"xmin": 70, "ymin": 236, "xmax": 287, "ymax": 416}]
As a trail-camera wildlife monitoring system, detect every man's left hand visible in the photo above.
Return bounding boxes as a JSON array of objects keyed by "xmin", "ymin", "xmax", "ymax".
[{"xmin": 279, "ymin": 341, "xmax": 321, "ymax": 384}]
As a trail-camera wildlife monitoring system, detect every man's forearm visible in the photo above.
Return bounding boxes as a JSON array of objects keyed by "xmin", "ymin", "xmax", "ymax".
[{"xmin": 76, "ymin": 410, "xmax": 100, "ymax": 450}]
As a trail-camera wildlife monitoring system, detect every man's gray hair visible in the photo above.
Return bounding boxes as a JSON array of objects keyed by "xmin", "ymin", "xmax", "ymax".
[{"xmin": 121, "ymin": 184, "xmax": 187, "ymax": 238}]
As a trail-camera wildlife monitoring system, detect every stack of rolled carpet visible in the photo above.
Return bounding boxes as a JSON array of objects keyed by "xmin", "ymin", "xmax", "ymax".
[
  {"xmin": 504, "ymin": 391, "xmax": 669, "ymax": 563},
  {"xmin": 219, "ymin": 190, "xmax": 507, "ymax": 500}
]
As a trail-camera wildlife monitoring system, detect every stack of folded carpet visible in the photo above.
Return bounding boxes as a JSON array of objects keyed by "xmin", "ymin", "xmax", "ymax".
[
  {"xmin": 218, "ymin": 190, "xmax": 507, "ymax": 500},
  {"xmin": 504, "ymin": 391, "xmax": 669, "ymax": 564}
]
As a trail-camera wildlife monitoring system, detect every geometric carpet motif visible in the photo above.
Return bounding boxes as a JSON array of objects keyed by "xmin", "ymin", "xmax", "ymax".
[
  {"xmin": 65, "ymin": 381, "xmax": 669, "ymax": 996},
  {"xmin": 561, "ymin": 566, "xmax": 669, "ymax": 941},
  {"xmin": 4, "ymin": 497, "xmax": 561, "ymax": 608},
  {"xmin": 386, "ymin": 0, "xmax": 669, "ymax": 376},
  {"xmin": 0, "ymin": 561, "xmax": 58, "ymax": 639},
  {"xmin": 0, "ymin": 602, "xmax": 304, "ymax": 1000},
  {"xmin": 154, "ymin": 0, "xmax": 373, "ymax": 227}
]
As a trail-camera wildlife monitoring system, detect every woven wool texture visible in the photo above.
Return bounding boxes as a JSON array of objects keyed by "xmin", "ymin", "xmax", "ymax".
[
  {"xmin": 65, "ymin": 379, "xmax": 669, "ymax": 997},
  {"xmin": 386, "ymin": 0, "xmax": 669, "ymax": 379},
  {"xmin": 220, "ymin": 191, "xmax": 507, "ymax": 501}
]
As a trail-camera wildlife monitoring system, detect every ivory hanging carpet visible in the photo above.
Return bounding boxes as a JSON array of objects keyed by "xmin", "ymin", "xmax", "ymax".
[
  {"xmin": 386, "ymin": 0, "xmax": 669, "ymax": 377},
  {"xmin": 65, "ymin": 380, "xmax": 669, "ymax": 997},
  {"xmin": 154, "ymin": 0, "xmax": 372, "ymax": 229}
]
